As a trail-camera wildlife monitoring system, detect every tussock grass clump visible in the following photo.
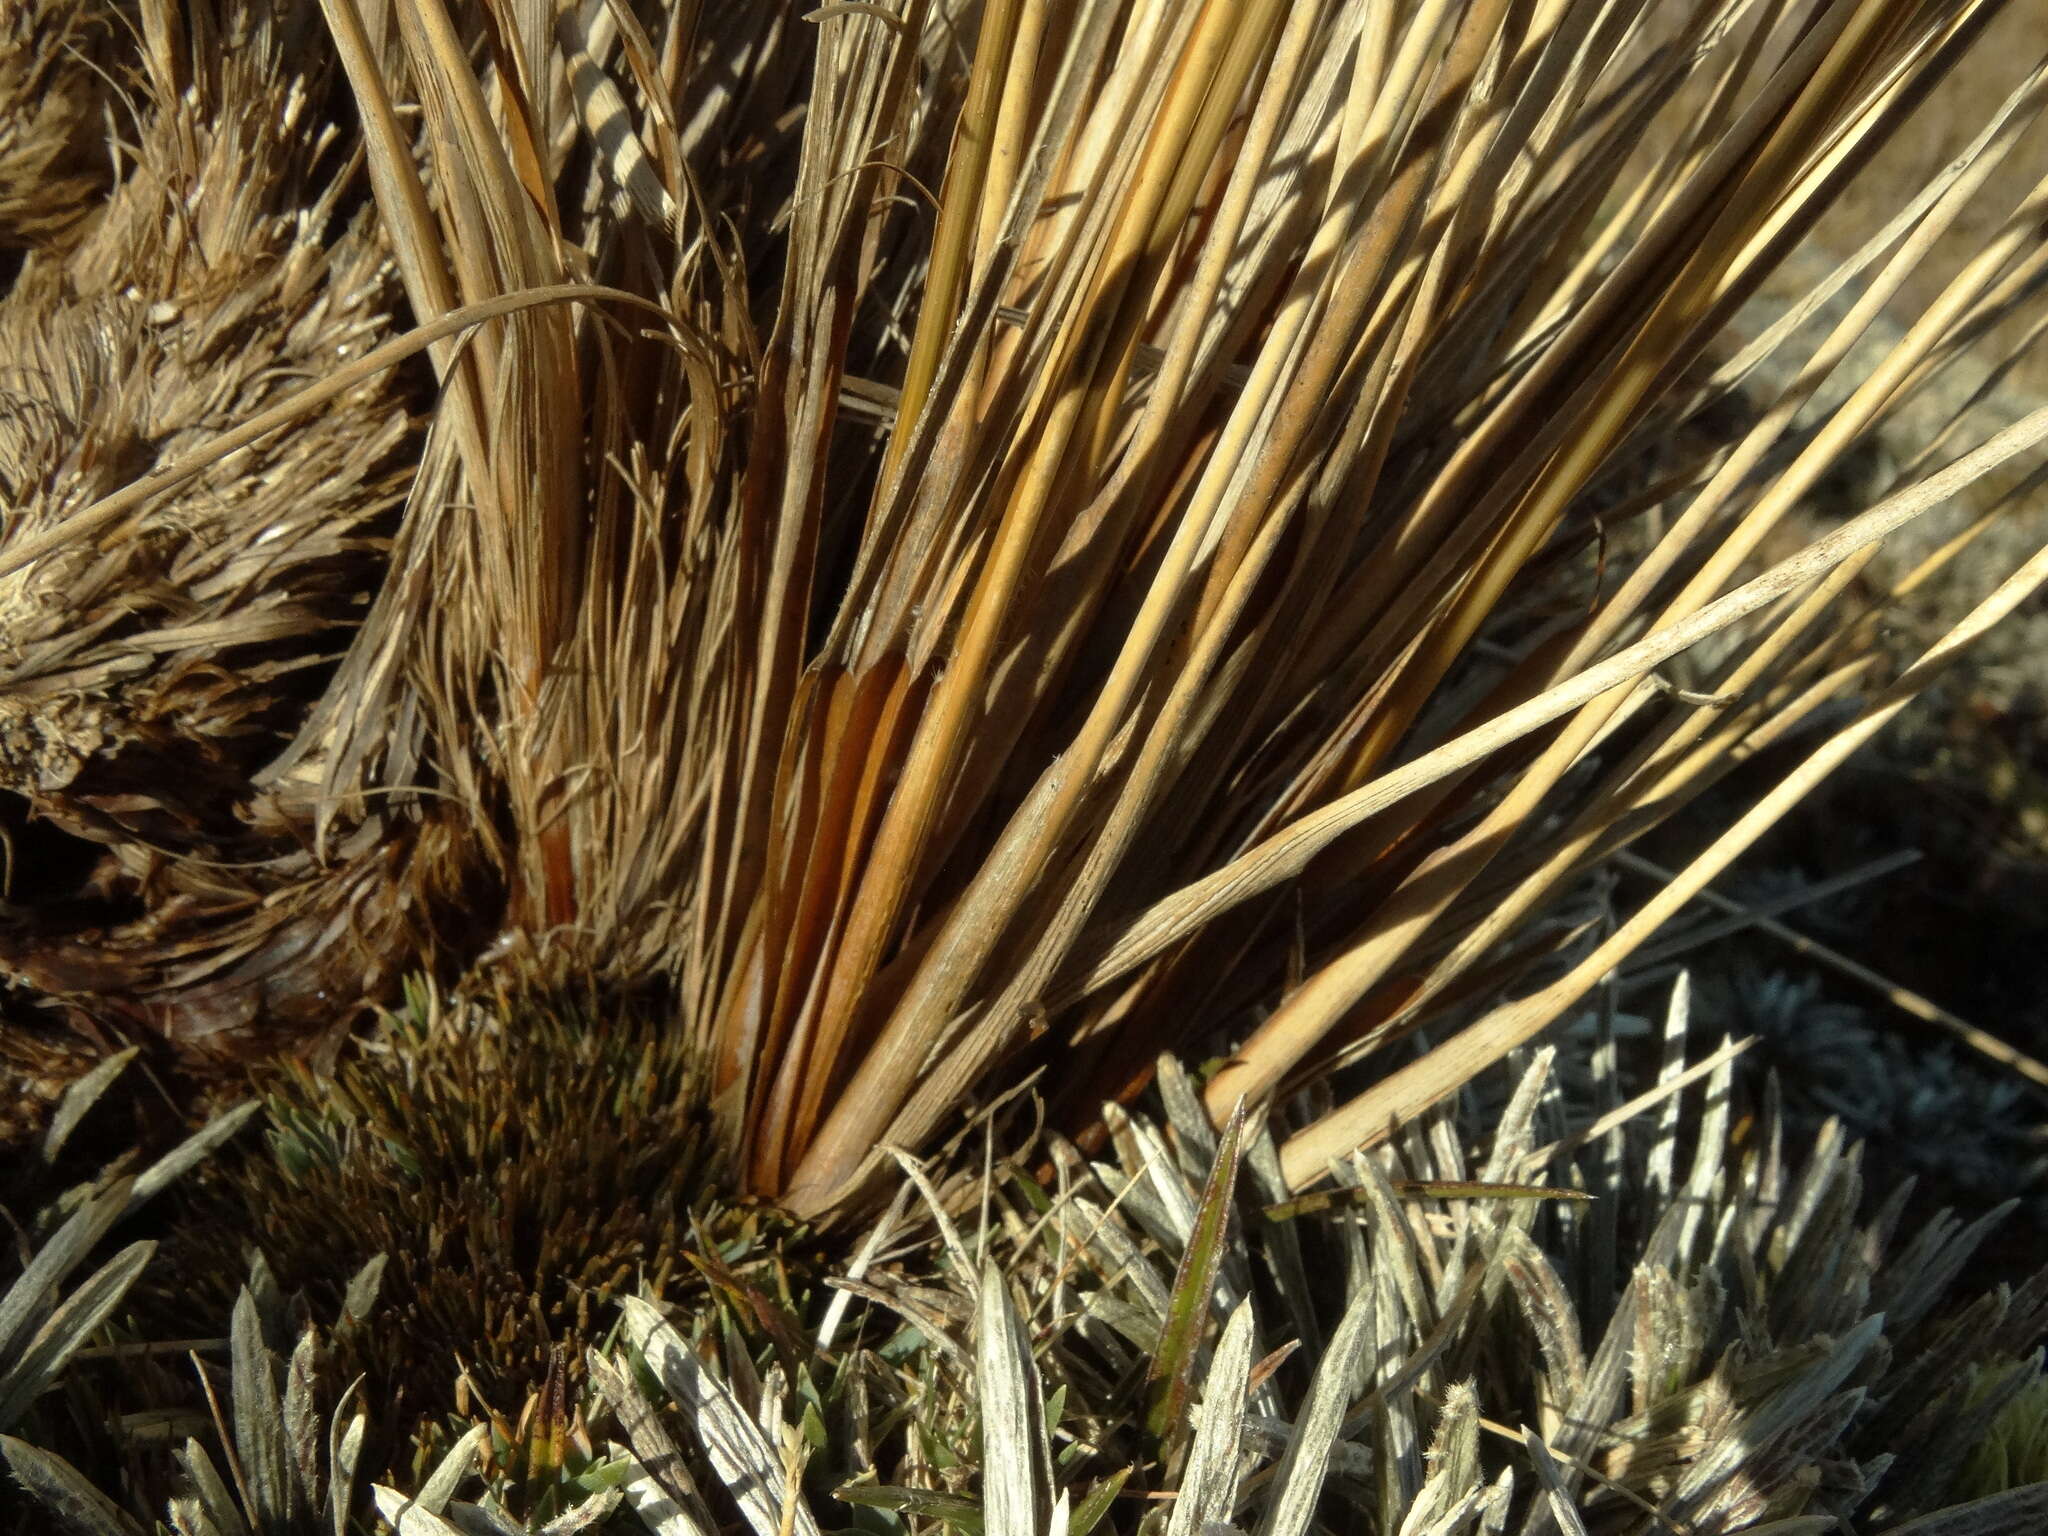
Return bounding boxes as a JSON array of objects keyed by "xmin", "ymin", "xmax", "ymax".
[
  {"xmin": 6, "ymin": 0, "xmax": 2048, "ymax": 1528},
  {"xmin": 8, "ymin": 0, "xmax": 2048, "ymax": 1223}
]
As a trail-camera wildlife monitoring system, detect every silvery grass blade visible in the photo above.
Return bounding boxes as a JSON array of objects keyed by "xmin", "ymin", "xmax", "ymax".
[
  {"xmin": 441, "ymin": 1499, "xmax": 523, "ymax": 1536},
  {"xmin": 1873, "ymin": 1483, "xmax": 2048, "ymax": 1536},
  {"xmin": 607, "ymin": 1437, "xmax": 711, "ymax": 1536},
  {"xmin": 229, "ymin": 1287, "xmax": 297, "ymax": 1532},
  {"xmin": 0, "ymin": 1175, "xmax": 134, "ymax": 1368},
  {"xmin": 1166, "ymin": 1299, "xmax": 1254, "ymax": 1536},
  {"xmin": 976, "ymin": 1261, "xmax": 1049, "ymax": 1536},
  {"xmin": 283, "ymin": 1327, "xmax": 321, "ymax": 1522},
  {"xmin": 176, "ymin": 1439, "xmax": 250, "ymax": 1536},
  {"xmin": 414, "ymin": 1423, "xmax": 491, "ymax": 1517},
  {"xmin": 1242, "ymin": 1120, "xmax": 1320, "ymax": 1366},
  {"xmin": 815, "ymin": 1181, "xmax": 913, "ymax": 1352},
  {"xmin": 0, "ymin": 1432, "xmax": 149, "ymax": 1536},
  {"xmin": 822, "ymin": 1274, "xmax": 976, "ymax": 1373},
  {"xmin": 1517, "ymin": 1431, "xmax": 1587, "ymax": 1536},
  {"xmin": 1496, "ymin": 1228, "xmax": 1585, "ymax": 1438},
  {"xmin": 1397, "ymin": 1382, "xmax": 1486, "ymax": 1536},
  {"xmin": 1658, "ymin": 1312, "xmax": 1887, "ymax": 1531},
  {"xmin": 1515, "ymin": 1286, "xmax": 1632, "ymax": 1533},
  {"xmin": 129, "ymin": 1102, "xmax": 263, "ymax": 1218},
  {"xmin": 1254, "ymin": 1278, "xmax": 1376, "ymax": 1536},
  {"xmin": 341, "ymin": 1255, "xmax": 387, "ymax": 1327},
  {"xmin": 589, "ymin": 1355, "xmax": 719, "ymax": 1536},
  {"xmin": 1154, "ymin": 1055, "xmax": 1220, "ymax": 1176},
  {"xmin": 368, "ymin": 1424, "xmax": 488, "ymax": 1535},
  {"xmin": 1352, "ymin": 1153, "xmax": 1436, "ymax": 1396},
  {"xmin": 0, "ymin": 1237, "xmax": 153, "ymax": 1431},
  {"xmin": 443, "ymin": 1487, "xmax": 628, "ymax": 1536},
  {"xmin": 883, "ymin": 1148, "xmax": 978, "ymax": 1280},
  {"xmin": 1879, "ymin": 1199, "xmax": 2024, "ymax": 1340},
  {"xmin": 535, "ymin": 1487, "xmax": 625, "ymax": 1535},
  {"xmin": 616, "ymin": 1296, "xmax": 823, "ymax": 1536},
  {"xmin": 1052, "ymin": 1190, "xmax": 1172, "ymax": 1336},
  {"xmin": 1644, "ymin": 972, "xmax": 1692, "ymax": 1215},
  {"xmin": 1147, "ymin": 1100, "xmax": 1246, "ymax": 1442},
  {"xmin": 370, "ymin": 1486, "xmax": 466, "ymax": 1536},
  {"xmin": 1102, "ymin": 1105, "xmax": 1198, "ymax": 1258},
  {"xmin": 1474, "ymin": 1052, "xmax": 1557, "ymax": 1192},
  {"xmin": 40, "ymin": 1047, "xmax": 138, "ymax": 1164},
  {"xmin": 155, "ymin": 1269, "xmax": 373, "ymax": 1536}
]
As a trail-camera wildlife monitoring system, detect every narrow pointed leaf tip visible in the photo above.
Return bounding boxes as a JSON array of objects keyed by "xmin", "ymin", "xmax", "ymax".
[{"xmin": 1147, "ymin": 1098, "xmax": 1247, "ymax": 1441}]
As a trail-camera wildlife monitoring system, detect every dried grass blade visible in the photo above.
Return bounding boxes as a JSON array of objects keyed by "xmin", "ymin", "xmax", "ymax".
[
  {"xmin": 1075, "ymin": 396, "xmax": 2048, "ymax": 1007},
  {"xmin": 0, "ymin": 284, "xmax": 662, "ymax": 586},
  {"xmin": 1282, "ymin": 493, "xmax": 2048, "ymax": 1185}
]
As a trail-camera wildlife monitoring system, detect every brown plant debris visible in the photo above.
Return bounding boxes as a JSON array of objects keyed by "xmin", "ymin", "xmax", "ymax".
[
  {"xmin": 0, "ymin": 0, "xmax": 119, "ymax": 253},
  {"xmin": 0, "ymin": 0, "xmax": 472, "ymax": 1060}
]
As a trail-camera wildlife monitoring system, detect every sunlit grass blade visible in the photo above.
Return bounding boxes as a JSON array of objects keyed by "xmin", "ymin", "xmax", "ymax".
[{"xmin": 1144, "ymin": 1098, "xmax": 1246, "ymax": 1443}]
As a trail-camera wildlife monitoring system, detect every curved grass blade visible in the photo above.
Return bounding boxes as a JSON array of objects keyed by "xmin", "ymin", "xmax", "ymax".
[
  {"xmin": 1264, "ymin": 1182, "xmax": 1593, "ymax": 1223},
  {"xmin": 41, "ymin": 1049, "xmax": 138, "ymax": 1164}
]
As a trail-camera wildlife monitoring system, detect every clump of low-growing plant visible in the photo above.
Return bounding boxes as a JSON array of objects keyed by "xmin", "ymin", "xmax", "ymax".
[
  {"xmin": 153, "ymin": 973, "xmax": 760, "ymax": 1480},
  {"xmin": 10, "ymin": 980, "xmax": 2048, "ymax": 1534}
]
